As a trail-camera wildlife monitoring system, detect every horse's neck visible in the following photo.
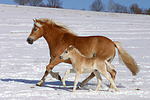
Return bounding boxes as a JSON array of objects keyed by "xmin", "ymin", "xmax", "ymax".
[
  {"xmin": 70, "ymin": 50, "xmax": 83, "ymax": 67},
  {"xmin": 43, "ymin": 28, "xmax": 64, "ymax": 50}
]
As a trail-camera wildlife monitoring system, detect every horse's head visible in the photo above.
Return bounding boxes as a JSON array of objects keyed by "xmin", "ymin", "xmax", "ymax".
[
  {"xmin": 59, "ymin": 45, "xmax": 74, "ymax": 60},
  {"xmin": 27, "ymin": 19, "xmax": 45, "ymax": 44},
  {"xmin": 27, "ymin": 18, "xmax": 74, "ymax": 45}
]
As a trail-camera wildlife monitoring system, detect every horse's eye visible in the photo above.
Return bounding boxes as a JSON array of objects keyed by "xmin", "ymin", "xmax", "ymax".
[
  {"xmin": 33, "ymin": 28, "xmax": 37, "ymax": 31},
  {"xmin": 65, "ymin": 51, "xmax": 68, "ymax": 53}
]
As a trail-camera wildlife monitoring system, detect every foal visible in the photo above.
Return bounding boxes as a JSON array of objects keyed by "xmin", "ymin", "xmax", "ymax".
[{"xmin": 59, "ymin": 45, "xmax": 119, "ymax": 92}]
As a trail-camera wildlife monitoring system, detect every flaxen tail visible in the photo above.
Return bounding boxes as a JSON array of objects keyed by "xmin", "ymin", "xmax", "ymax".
[{"xmin": 114, "ymin": 41, "xmax": 139, "ymax": 76}]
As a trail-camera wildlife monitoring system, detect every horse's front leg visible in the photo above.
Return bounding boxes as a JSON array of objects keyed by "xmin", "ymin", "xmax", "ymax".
[
  {"xmin": 36, "ymin": 70, "xmax": 61, "ymax": 86},
  {"xmin": 36, "ymin": 70, "xmax": 49, "ymax": 86},
  {"xmin": 78, "ymin": 72, "xmax": 95, "ymax": 88},
  {"xmin": 36, "ymin": 56, "xmax": 63, "ymax": 86}
]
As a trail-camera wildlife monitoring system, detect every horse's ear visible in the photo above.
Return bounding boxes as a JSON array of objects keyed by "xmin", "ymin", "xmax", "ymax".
[
  {"xmin": 69, "ymin": 45, "xmax": 72, "ymax": 48},
  {"xmin": 33, "ymin": 18, "xmax": 37, "ymax": 22},
  {"xmin": 69, "ymin": 45, "xmax": 74, "ymax": 50},
  {"xmin": 33, "ymin": 19, "xmax": 36, "ymax": 22}
]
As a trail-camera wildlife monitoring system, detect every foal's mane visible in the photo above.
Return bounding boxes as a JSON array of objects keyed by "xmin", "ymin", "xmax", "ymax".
[{"xmin": 37, "ymin": 18, "xmax": 76, "ymax": 35}]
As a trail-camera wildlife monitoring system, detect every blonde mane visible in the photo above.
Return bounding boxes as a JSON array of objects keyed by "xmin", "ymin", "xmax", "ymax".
[{"xmin": 36, "ymin": 18, "xmax": 76, "ymax": 35}]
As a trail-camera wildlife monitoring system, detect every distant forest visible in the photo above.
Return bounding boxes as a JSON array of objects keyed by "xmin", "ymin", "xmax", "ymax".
[{"xmin": 14, "ymin": 0, "xmax": 150, "ymax": 15}]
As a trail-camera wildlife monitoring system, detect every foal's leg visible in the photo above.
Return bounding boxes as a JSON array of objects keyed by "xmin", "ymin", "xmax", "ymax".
[
  {"xmin": 97, "ymin": 65, "xmax": 119, "ymax": 92},
  {"xmin": 93, "ymin": 70, "xmax": 102, "ymax": 91},
  {"xmin": 73, "ymin": 71, "xmax": 81, "ymax": 92},
  {"xmin": 106, "ymin": 62, "xmax": 117, "ymax": 89},
  {"xmin": 36, "ymin": 56, "xmax": 63, "ymax": 86},
  {"xmin": 103, "ymin": 71, "xmax": 119, "ymax": 92},
  {"xmin": 62, "ymin": 69, "xmax": 75, "ymax": 87},
  {"xmin": 78, "ymin": 59, "xmax": 116, "ymax": 89}
]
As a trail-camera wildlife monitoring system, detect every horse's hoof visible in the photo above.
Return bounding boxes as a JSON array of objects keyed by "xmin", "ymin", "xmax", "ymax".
[
  {"xmin": 77, "ymin": 84, "xmax": 85, "ymax": 89},
  {"xmin": 58, "ymin": 75, "xmax": 61, "ymax": 81},
  {"xmin": 36, "ymin": 84, "xmax": 42, "ymax": 86},
  {"xmin": 77, "ymin": 85, "xmax": 81, "ymax": 89},
  {"xmin": 36, "ymin": 82, "xmax": 43, "ymax": 86}
]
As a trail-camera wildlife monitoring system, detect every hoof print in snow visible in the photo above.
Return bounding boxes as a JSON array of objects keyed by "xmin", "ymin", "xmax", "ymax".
[
  {"xmin": 30, "ymin": 86, "xmax": 35, "ymax": 88},
  {"xmin": 135, "ymin": 88, "xmax": 140, "ymax": 90}
]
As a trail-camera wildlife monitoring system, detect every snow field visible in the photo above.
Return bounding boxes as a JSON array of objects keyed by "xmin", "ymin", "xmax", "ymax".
[{"xmin": 0, "ymin": 4, "xmax": 150, "ymax": 99}]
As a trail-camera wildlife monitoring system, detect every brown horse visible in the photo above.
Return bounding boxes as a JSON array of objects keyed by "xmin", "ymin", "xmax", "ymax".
[{"xmin": 27, "ymin": 18, "xmax": 139, "ymax": 88}]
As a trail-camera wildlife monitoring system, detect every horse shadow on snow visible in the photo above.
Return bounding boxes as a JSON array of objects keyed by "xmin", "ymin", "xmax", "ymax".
[
  {"xmin": 0, "ymin": 78, "xmax": 125, "ymax": 91},
  {"xmin": 0, "ymin": 78, "xmax": 94, "ymax": 91}
]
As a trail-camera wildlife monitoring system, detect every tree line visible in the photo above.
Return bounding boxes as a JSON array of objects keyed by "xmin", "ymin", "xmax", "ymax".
[
  {"xmin": 90, "ymin": 0, "xmax": 150, "ymax": 15},
  {"xmin": 14, "ymin": 0, "xmax": 150, "ymax": 15},
  {"xmin": 14, "ymin": 0, "xmax": 62, "ymax": 8}
]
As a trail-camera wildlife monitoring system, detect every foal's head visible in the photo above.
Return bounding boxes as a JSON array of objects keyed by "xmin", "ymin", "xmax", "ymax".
[{"xmin": 59, "ymin": 45, "xmax": 75, "ymax": 60}]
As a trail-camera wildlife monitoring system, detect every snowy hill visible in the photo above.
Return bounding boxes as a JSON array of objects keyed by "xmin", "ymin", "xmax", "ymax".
[{"xmin": 0, "ymin": 4, "xmax": 150, "ymax": 99}]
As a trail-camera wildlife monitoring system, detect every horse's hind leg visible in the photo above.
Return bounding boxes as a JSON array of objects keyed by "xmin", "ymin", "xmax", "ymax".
[
  {"xmin": 78, "ymin": 72, "xmax": 95, "ymax": 88},
  {"xmin": 78, "ymin": 69, "xmax": 117, "ymax": 89},
  {"xmin": 93, "ymin": 70, "xmax": 102, "ymax": 91}
]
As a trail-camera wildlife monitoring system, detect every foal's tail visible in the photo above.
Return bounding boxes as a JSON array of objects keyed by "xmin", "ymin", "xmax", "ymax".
[{"xmin": 114, "ymin": 41, "xmax": 139, "ymax": 76}]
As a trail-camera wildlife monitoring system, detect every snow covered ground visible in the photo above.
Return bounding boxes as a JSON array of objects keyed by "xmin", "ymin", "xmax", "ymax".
[{"xmin": 0, "ymin": 4, "xmax": 150, "ymax": 100}]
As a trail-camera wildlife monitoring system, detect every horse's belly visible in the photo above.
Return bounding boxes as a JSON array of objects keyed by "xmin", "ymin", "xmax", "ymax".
[{"xmin": 82, "ymin": 67, "xmax": 94, "ymax": 73}]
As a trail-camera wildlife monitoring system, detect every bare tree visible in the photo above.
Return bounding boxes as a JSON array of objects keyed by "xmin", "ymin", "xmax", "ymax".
[
  {"xmin": 14, "ymin": 0, "xmax": 28, "ymax": 5},
  {"xmin": 114, "ymin": 3, "xmax": 128, "ymax": 13},
  {"xmin": 146, "ymin": 9, "xmax": 150, "ymax": 15},
  {"xmin": 28, "ymin": 0, "xmax": 43, "ymax": 6},
  {"xmin": 108, "ymin": 0, "xmax": 127, "ymax": 13},
  {"xmin": 47, "ymin": 0, "xmax": 62, "ymax": 8},
  {"xmin": 130, "ymin": 4, "xmax": 142, "ymax": 14},
  {"xmin": 107, "ymin": 0, "xmax": 115, "ymax": 12},
  {"xmin": 90, "ymin": 0, "xmax": 104, "ymax": 11}
]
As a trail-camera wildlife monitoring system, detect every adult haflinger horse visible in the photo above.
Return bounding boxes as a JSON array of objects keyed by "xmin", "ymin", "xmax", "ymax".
[{"xmin": 27, "ymin": 18, "xmax": 139, "ymax": 88}]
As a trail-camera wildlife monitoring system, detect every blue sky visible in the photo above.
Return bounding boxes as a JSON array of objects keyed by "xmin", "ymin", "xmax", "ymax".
[{"xmin": 0, "ymin": 0, "xmax": 150, "ymax": 10}]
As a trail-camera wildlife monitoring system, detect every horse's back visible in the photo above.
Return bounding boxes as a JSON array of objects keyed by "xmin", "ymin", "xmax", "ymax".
[{"xmin": 74, "ymin": 36, "xmax": 115, "ymax": 60}]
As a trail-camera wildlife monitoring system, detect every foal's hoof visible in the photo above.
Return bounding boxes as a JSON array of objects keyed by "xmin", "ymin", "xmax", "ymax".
[
  {"xmin": 109, "ymin": 85, "xmax": 115, "ymax": 89},
  {"xmin": 107, "ymin": 89, "xmax": 119, "ymax": 92},
  {"xmin": 116, "ymin": 89, "xmax": 120, "ymax": 92},
  {"xmin": 63, "ymin": 84, "xmax": 66, "ymax": 87}
]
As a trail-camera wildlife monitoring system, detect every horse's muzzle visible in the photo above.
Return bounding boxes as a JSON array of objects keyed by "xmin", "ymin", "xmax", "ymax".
[{"xmin": 27, "ymin": 37, "xmax": 34, "ymax": 44}]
